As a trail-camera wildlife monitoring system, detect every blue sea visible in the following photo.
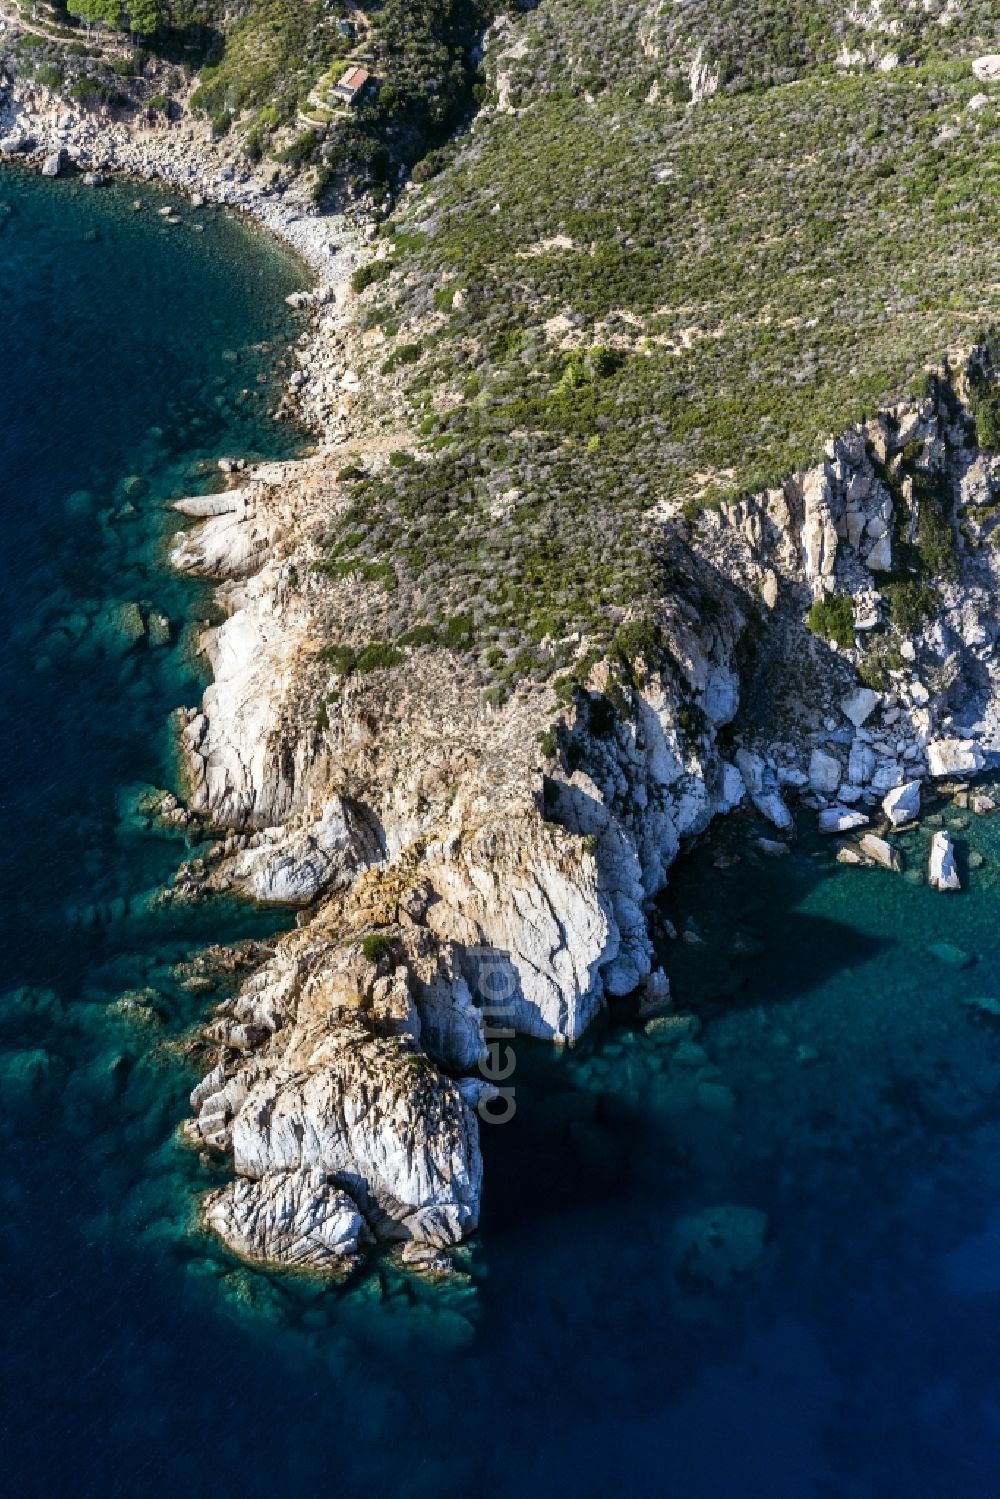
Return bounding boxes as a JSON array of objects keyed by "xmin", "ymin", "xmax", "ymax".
[{"xmin": 5, "ymin": 164, "xmax": 1000, "ymax": 1499}]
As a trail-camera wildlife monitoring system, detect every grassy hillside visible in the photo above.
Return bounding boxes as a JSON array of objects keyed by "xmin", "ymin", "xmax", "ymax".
[{"xmin": 307, "ymin": 3, "xmax": 1000, "ymax": 700}]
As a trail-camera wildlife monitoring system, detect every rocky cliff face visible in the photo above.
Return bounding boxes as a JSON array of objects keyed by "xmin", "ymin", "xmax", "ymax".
[{"xmin": 170, "ymin": 352, "xmax": 1000, "ymax": 1274}]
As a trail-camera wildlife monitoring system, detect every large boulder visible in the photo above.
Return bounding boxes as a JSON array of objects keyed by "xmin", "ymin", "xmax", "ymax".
[
  {"xmin": 866, "ymin": 533, "xmax": 892, "ymax": 572},
  {"xmin": 872, "ymin": 761, "xmax": 905, "ymax": 793},
  {"xmin": 972, "ymin": 55, "xmax": 1000, "ymax": 82},
  {"xmin": 204, "ymin": 1169, "xmax": 370, "ymax": 1272},
  {"xmin": 841, "ymin": 688, "xmax": 881, "ymax": 728},
  {"xmin": 849, "ymin": 740, "xmax": 877, "ymax": 785},
  {"xmin": 819, "ymin": 805, "xmax": 868, "ymax": 834},
  {"xmin": 929, "ymin": 830, "xmax": 961, "ymax": 892},
  {"xmin": 40, "ymin": 149, "xmax": 64, "ymax": 178},
  {"xmin": 736, "ymin": 748, "xmax": 793, "ymax": 830},
  {"xmin": 883, "ymin": 780, "xmax": 921, "ymax": 828},
  {"xmin": 800, "ymin": 467, "xmax": 839, "ymax": 585},
  {"xmin": 859, "ymin": 833, "xmax": 902, "ymax": 872},
  {"xmin": 927, "ymin": 739, "xmax": 985, "ymax": 779},
  {"xmin": 809, "ymin": 747, "xmax": 842, "ymax": 795}
]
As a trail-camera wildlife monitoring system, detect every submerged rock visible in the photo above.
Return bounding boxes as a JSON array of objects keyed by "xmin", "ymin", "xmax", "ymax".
[
  {"xmin": 670, "ymin": 1204, "xmax": 769, "ymax": 1292},
  {"xmin": 928, "ymin": 830, "xmax": 961, "ymax": 892},
  {"xmin": 756, "ymin": 837, "xmax": 789, "ymax": 857},
  {"xmin": 927, "ymin": 941, "xmax": 974, "ymax": 969},
  {"xmin": 0, "ymin": 1046, "xmax": 57, "ymax": 1106},
  {"xmin": 96, "ymin": 601, "xmax": 146, "ymax": 655},
  {"xmin": 962, "ymin": 994, "xmax": 1000, "ymax": 1019}
]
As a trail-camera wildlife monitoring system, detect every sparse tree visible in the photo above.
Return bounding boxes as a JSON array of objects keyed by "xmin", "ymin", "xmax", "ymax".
[
  {"xmin": 126, "ymin": 0, "xmax": 161, "ymax": 40},
  {"xmin": 68, "ymin": 0, "xmax": 123, "ymax": 36}
]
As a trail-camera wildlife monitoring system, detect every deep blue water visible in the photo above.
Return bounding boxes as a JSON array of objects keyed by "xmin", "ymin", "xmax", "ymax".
[{"xmin": 6, "ymin": 165, "xmax": 1000, "ymax": 1499}]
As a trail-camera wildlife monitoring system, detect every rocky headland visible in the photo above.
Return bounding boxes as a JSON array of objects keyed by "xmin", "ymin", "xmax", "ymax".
[
  {"xmin": 5, "ymin": 10, "xmax": 1000, "ymax": 1279},
  {"xmin": 167, "ymin": 350, "xmax": 1000, "ymax": 1275}
]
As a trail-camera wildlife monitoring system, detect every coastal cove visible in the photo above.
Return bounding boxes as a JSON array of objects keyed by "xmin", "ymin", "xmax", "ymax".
[{"xmin": 9, "ymin": 164, "xmax": 1000, "ymax": 1499}]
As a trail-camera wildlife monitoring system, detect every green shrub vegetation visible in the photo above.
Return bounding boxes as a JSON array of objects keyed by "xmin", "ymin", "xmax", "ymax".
[
  {"xmin": 970, "ymin": 334, "xmax": 1000, "ymax": 450},
  {"xmin": 304, "ymin": 2, "xmax": 1000, "ymax": 694},
  {"xmin": 361, "ymin": 933, "xmax": 396, "ymax": 964},
  {"xmin": 352, "ymin": 260, "xmax": 395, "ymax": 294},
  {"xmin": 806, "ymin": 595, "xmax": 855, "ymax": 650},
  {"xmin": 884, "ymin": 581, "xmax": 941, "ymax": 636}
]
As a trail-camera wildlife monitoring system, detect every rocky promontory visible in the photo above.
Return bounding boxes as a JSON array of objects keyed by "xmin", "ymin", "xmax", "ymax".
[{"xmin": 165, "ymin": 346, "xmax": 1000, "ymax": 1273}]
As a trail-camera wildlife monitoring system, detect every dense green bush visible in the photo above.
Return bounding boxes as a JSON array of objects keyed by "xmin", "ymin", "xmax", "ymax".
[
  {"xmin": 351, "ymin": 260, "xmax": 395, "ymax": 294},
  {"xmin": 914, "ymin": 479, "xmax": 957, "ymax": 581},
  {"xmin": 806, "ymin": 594, "xmax": 855, "ymax": 650},
  {"xmin": 356, "ymin": 642, "xmax": 404, "ymax": 672},
  {"xmin": 884, "ymin": 581, "xmax": 940, "ymax": 636},
  {"xmin": 275, "ymin": 127, "xmax": 317, "ymax": 168},
  {"xmin": 361, "ymin": 933, "xmax": 396, "ymax": 963},
  {"xmin": 317, "ymin": 644, "xmax": 358, "ymax": 675},
  {"xmin": 970, "ymin": 338, "xmax": 1000, "ymax": 450}
]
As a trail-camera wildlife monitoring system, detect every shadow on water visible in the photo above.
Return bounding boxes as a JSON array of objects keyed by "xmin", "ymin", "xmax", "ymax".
[
  {"xmin": 656, "ymin": 816, "xmax": 891, "ymax": 1015},
  {"xmin": 484, "ymin": 815, "xmax": 892, "ymax": 1241}
]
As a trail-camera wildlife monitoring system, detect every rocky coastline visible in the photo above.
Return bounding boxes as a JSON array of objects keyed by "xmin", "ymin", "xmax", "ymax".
[
  {"xmin": 6, "ymin": 55, "xmax": 1000, "ymax": 1281},
  {"xmin": 164, "ymin": 350, "xmax": 1000, "ymax": 1278}
]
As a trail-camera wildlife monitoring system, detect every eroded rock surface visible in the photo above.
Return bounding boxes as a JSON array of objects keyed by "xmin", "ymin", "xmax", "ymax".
[{"xmin": 171, "ymin": 341, "xmax": 1000, "ymax": 1269}]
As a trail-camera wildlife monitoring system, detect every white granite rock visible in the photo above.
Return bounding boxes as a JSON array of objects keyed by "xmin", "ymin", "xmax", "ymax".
[
  {"xmin": 849, "ymin": 741, "xmax": 877, "ymax": 784},
  {"xmin": 972, "ymin": 55, "xmax": 1000, "ymax": 82},
  {"xmin": 927, "ymin": 739, "xmax": 985, "ymax": 779},
  {"xmin": 818, "ymin": 806, "xmax": 869, "ymax": 834},
  {"xmin": 841, "ymin": 688, "xmax": 881, "ymax": 728},
  {"xmin": 866, "ymin": 533, "xmax": 892, "ymax": 571},
  {"xmin": 859, "ymin": 833, "xmax": 902, "ymax": 872},
  {"xmin": 736, "ymin": 749, "xmax": 793, "ymax": 830},
  {"xmin": 809, "ymin": 747, "xmax": 842, "ymax": 795},
  {"xmin": 883, "ymin": 780, "xmax": 922, "ymax": 827},
  {"xmin": 872, "ymin": 761, "xmax": 905, "ymax": 793},
  {"xmin": 205, "ymin": 1169, "xmax": 370, "ymax": 1271},
  {"xmin": 719, "ymin": 761, "xmax": 747, "ymax": 811},
  {"xmin": 929, "ymin": 830, "xmax": 961, "ymax": 892}
]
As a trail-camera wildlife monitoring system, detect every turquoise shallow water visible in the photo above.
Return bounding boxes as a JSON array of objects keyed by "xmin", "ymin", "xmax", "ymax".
[{"xmin": 6, "ymin": 165, "xmax": 1000, "ymax": 1498}]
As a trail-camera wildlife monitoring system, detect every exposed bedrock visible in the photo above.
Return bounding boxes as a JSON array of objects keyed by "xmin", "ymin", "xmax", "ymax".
[{"xmin": 175, "ymin": 356, "xmax": 1000, "ymax": 1270}]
